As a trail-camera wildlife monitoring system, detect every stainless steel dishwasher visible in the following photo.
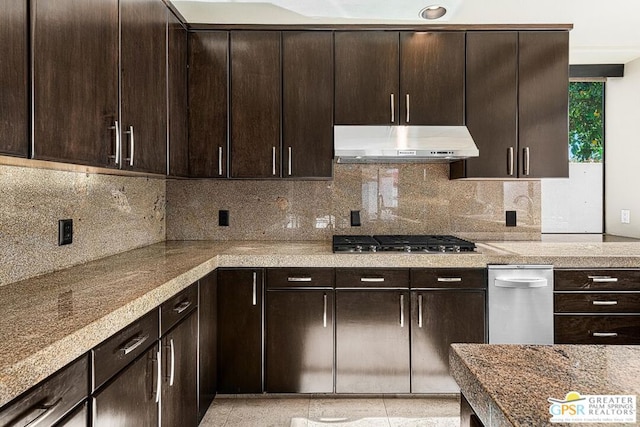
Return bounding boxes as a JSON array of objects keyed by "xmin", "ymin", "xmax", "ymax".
[{"xmin": 488, "ymin": 265, "xmax": 554, "ymax": 344}]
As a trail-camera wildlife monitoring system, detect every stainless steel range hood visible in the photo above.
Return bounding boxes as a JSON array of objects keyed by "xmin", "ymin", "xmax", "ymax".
[{"xmin": 334, "ymin": 125, "xmax": 479, "ymax": 163}]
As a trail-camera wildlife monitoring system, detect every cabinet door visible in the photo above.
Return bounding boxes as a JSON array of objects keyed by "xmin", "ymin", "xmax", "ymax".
[
  {"xmin": 57, "ymin": 401, "xmax": 88, "ymax": 427},
  {"xmin": 230, "ymin": 31, "xmax": 281, "ymax": 178},
  {"xmin": 455, "ymin": 31, "xmax": 518, "ymax": 179},
  {"xmin": 32, "ymin": 0, "xmax": 119, "ymax": 166},
  {"xmin": 335, "ymin": 290, "xmax": 410, "ymax": 393},
  {"xmin": 93, "ymin": 345, "xmax": 159, "ymax": 427},
  {"xmin": 198, "ymin": 272, "xmax": 217, "ymax": 421},
  {"xmin": 161, "ymin": 312, "xmax": 198, "ymax": 427},
  {"xmin": 168, "ymin": 14, "xmax": 189, "ymax": 177},
  {"xmin": 399, "ymin": 32, "xmax": 464, "ymax": 125},
  {"xmin": 120, "ymin": 0, "xmax": 167, "ymax": 174},
  {"xmin": 334, "ymin": 31, "xmax": 399, "ymax": 125},
  {"xmin": 0, "ymin": 0, "xmax": 28, "ymax": 157},
  {"xmin": 188, "ymin": 31, "xmax": 228, "ymax": 178},
  {"xmin": 282, "ymin": 31, "xmax": 334, "ymax": 179},
  {"xmin": 518, "ymin": 31, "xmax": 569, "ymax": 178},
  {"xmin": 217, "ymin": 269, "xmax": 263, "ymax": 393},
  {"xmin": 266, "ymin": 290, "xmax": 334, "ymax": 393},
  {"xmin": 411, "ymin": 290, "xmax": 486, "ymax": 393}
]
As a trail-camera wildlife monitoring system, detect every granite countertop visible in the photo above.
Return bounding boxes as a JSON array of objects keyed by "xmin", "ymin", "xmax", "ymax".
[
  {"xmin": 3, "ymin": 238, "xmax": 640, "ymax": 407},
  {"xmin": 450, "ymin": 344, "xmax": 640, "ymax": 427}
]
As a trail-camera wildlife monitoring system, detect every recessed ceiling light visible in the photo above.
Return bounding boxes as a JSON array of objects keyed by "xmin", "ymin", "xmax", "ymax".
[{"xmin": 419, "ymin": 5, "xmax": 447, "ymax": 20}]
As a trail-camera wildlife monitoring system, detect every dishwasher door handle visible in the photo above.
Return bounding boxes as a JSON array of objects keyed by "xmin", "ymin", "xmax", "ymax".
[{"xmin": 494, "ymin": 277, "xmax": 548, "ymax": 288}]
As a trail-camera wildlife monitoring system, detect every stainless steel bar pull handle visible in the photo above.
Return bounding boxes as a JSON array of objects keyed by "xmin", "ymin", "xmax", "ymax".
[
  {"xmin": 109, "ymin": 120, "xmax": 121, "ymax": 166},
  {"xmin": 169, "ymin": 338, "xmax": 175, "ymax": 386},
  {"xmin": 121, "ymin": 334, "xmax": 149, "ymax": 355},
  {"xmin": 592, "ymin": 301, "xmax": 618, "ymax": 306},
  {"xmin": 508, "ymin": 147, "xmax": 514, "ymax": 176},
  {"xmin": 288, "ymin": 146, "xmax": 292, "ymax": 176},
  {"xmin": 589, "ymin": 276, "xmax": 618, "ymax": 283},
  {"xmin": 288, "ymin": 277, "xmax": 312, "ymax": 282},
  {"xmin": 361, "ymin": 277, "xmax": 385, "ymax": 283},
  {"xmin": 593, "ymin": 332, "xmax": 618, "ymax": 337},
  {"xmin": 390, "ymin": 94, "xmax": 395, "ymax": 123},
  {"xmin": 272, "ymin": 146, "xmax": 276, "ymax": 176},
  {"xmin": 400, "ymin": 294, "xmax": 405, "ymax": 327},
  {"xmin": 124, "ymin": 125, "xmax": 135, "ymax": 167},
  {"xmin": 155, "ymin": 350, "xmax": 161, "ymax": 403},
  {"xmin": 418, "ymin": 294, "xmax": 423, "ymax": 328},
  {"xmin": 406, "ymin": 94, "xmax": 410, "ymax": 123},
  {"xmin": 173, "ymin": 300, "xmax": 191, "ymax": 314},
  {"xmin": 523, "ymin": 147, "xmax": 530, "ymax": 176},
  {"xmin": 22, "ymin": 398, "xmax": 62, "ymax": 426},
  {"xmin": 252, "ymin": 272, "xmax": 257, "ymax": 306},
  {"xmin": 323, "ymin": 293, "xmax": 327, "ymax": 328},
  {"xmin": 437, "ymin": 277, "xmax": 462, "ymax": 282},
  {"xmin": 218, "ymin": 146, "xmax": 223, "ymax": 176}
]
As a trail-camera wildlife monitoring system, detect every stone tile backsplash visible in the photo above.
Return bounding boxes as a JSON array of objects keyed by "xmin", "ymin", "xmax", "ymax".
[
  {"xmin": 167, "ymin": 163, "xmax": 541, "ymax": 241},
  {"xmin": 0, "ymin": 165, "xmax": 166, "ymax": 286}
]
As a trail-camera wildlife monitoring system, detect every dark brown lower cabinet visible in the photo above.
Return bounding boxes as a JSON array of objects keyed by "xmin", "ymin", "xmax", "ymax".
[
  {"xmin": 161, "ymin": 311, "xmax": 198, "ymax": 427},
  {"xmin": 266, "ymin": 290, "xmax": 334, "ymax": 392},
  {"xmin": 199, "ymin": 273, "xmax": 217, "ymax": 421},
  {"xmin": 0, "ymin": 355, "xmax": 88, "ymax": 427},
  {"xmin": 554, "ymin": 315, "xmax": 640, "ymax": 344},
  {"xmin": 411, "ymin": 290, "xmax": 486, "ymax": 393},
  {"xmin": 93, "ymin": 344, "xmax": 159, "ymax": 427},
  {"xmin": 217, "ymin": 269, "xmax": 263, "ymax": 393},
  {"xmin": 335, "ymin": 290, "xmax": 410, "ymax": 393}
]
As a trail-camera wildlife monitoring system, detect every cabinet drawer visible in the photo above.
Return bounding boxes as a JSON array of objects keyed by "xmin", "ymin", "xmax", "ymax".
[
  {"xmin": 411, "ymin": 268, "xmax": 486, "ymax": 289},
  {"xmin": 555, "ymin": 269, "xmax": 640, "ymax": 291},
  {"xmin": 554, "ymin": 315, "xmax": 640, "ymax": 344},
  {"xmin": 267, "ymin": 268, "xmax": 334, "ymax": 289},
  {"xmin": 0, "ymin": 355, "xmax": 88, "ymax": 427},
  {"xmin": 92, "ymin": 309, "xmax": 159, "ymax": 391},
  {"xmin": 336, "ymin": 268, "xmax": 409, "ymax": 288},
  {"xmin": 161, "ymin": 283, "xmax": 198, "ymax": 335},
  {"xmin": 555, "ymin": 293, "xmax": 640, "ymax": 313}
]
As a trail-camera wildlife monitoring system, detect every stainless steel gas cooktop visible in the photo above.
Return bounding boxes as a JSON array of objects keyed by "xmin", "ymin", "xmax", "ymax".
[{"xmin": 332, "ymin": 235, "xmax": 476, "ymax": 253}]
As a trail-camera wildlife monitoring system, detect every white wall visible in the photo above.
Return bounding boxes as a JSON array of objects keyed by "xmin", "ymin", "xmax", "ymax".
[{"xmin": 605, "ymin": 57, "xmax": 640, "ymax": 238}]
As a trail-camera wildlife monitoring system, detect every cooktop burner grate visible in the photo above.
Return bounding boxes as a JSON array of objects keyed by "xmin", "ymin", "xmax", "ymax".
[{"xmin": 332, "ymin": 235, "xmax": 476, "ymax": 253}]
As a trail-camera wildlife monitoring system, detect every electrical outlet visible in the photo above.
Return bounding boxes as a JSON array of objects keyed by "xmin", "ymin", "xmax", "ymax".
[
  {"xmin": 506, "ymin": 211, "xmax": 517, "ymax": 227},
  {"xmin": 58, "ymin": 219, "xmax": 73, "ymax": 245},
  {"xmin": 621, "ymin": 209, "xmax": 631, "ymax": 224},
  {"xmin": 350, "ymin": 210, "xmax": 361, "ymax": 227},
  {"xmin": 219, "ymin": 210, "xmax": 229, "ymax": 227}
]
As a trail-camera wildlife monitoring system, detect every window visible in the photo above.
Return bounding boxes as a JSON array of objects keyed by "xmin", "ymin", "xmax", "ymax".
[{"xmin": 541, "ymin": 81, "xmax": 604, "ymax": 233}]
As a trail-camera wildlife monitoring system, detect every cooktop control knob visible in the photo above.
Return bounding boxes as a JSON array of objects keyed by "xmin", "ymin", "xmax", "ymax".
[
  {"xmin": 355, "ymin": 245, "xmax": 363, "ymax": 252},
  {"xmin": 453, "ymin": 245, "xmax": 461, "ymax": 253},
  {"xmin": 438, "ymin": 245, "xmax": 447, "ymax": 253},
  {"xmin": 369, "ymin": 245, "xmax": 378, "ymax": 252}
]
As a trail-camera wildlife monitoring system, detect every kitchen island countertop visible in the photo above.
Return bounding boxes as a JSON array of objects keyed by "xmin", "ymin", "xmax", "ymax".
[
  {"xmin": 3, "ymin": 238, "xmax": 640, "ymax": 408},
  {"xmin": 450, "ymin": 343, "xmax": 640, "ymax": 427}
]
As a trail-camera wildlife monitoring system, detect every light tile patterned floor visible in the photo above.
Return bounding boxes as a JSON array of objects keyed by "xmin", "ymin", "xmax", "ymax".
[{"xmin": 199, "ymin": 396, "xmax": 460, "ymax": 427}]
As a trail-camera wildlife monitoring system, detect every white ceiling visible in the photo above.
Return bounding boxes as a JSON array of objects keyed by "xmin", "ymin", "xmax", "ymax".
[{"xmin": 171, "ymin": 0, "xmax": 640, "ymax": 64}]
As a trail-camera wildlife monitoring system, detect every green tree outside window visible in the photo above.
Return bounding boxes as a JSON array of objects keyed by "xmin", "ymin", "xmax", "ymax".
[{"xmin": 569, "ymin": 82, "xmax": 604, "ymax": 162}]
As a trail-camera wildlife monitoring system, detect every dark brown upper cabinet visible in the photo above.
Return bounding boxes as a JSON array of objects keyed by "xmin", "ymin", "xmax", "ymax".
[
  {"xmin": 120, "ymin": 0, "xmax": 168, "ymax": 174},
  {"xmin": 168, "ymin": 13, "xmax": 189, "ymax": 177},
  {"xmin": 399, "ymin": 32, "xmax": 465, "ymax": 125},
  {"xmin": 452, "ymin": 31, "xmax": 569, "ymax": 179},
  {"xmin": 32, "ymin": 0, "xmax": 119, "ymax": 166},
  {"xmin": 188, "ymin": 31, "xmax": 229, "ymax": 178},
  {"xmin": 334, "ymin": 31, "xmax": 399, "ymax": 125},
  {"xmin": 230, "ymin": 31, "xmax": 281, "ymax": 178},
  {"xmin": 32, "ymin": 0, "xmax": 169, "ymax": 173},
  {"xmin": 334, "ymin": 31, "xmax": 464, "ymax": 126},
  {"xmin": 0, "ymin": 0, "xmax": 28, "ymax": 158},
  {"xmin": 518, "ymin": 31, "xmax": 569, "ymax": 178},
  {"xmin": 282, "ymin": 31, "xmax": 334, "ymax": 179}
]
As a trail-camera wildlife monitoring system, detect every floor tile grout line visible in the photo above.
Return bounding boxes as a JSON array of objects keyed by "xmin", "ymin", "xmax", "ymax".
[{"xmin": 382, "ymin": 397, "xmax": 391, "ymax": 427}]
